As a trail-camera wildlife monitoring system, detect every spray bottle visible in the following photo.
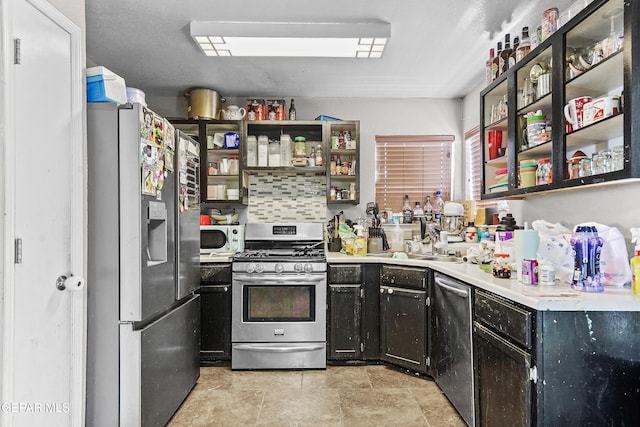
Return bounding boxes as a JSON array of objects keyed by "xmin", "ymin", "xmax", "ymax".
[
  {"xmin": 630, "ymin": 228, "xmax": 640, "ymax": 293},
  {"xmin": 353, "ymin": 224, "xmax": 367, "ymax": 257}
]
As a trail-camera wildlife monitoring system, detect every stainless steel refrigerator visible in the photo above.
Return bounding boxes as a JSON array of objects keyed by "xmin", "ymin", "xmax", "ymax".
[{"xmin": 86, "ymin": 103, "xmax": 200, "ymax": 426}]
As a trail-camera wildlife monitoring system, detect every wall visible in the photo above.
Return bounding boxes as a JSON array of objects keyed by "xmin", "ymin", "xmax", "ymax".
[{"xmin": 462, "ymin": 83, "xmax": 640, "ymax": 251}]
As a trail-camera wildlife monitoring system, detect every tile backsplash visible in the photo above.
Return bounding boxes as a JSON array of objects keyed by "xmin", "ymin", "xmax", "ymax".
[{"xmin": 247, "ymin": 173, "xmax": 327, "ymax": 223}]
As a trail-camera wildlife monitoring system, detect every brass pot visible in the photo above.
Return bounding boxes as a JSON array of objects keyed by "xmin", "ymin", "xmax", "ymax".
[{"xmin": 185, "ymin": 88, "xmax": 225, "ymax": 119}]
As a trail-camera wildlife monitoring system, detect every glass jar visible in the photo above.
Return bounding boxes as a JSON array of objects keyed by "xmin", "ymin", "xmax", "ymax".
[
  {"xmin": 611, "ymin": 145, "xmax": 624, "ymax": 171},
  {"xmin": 492, "ymin": 253, "xmax": 512, "ymax": 279},
  {"xmin": 294, "ymin": 136, "xmax": 306, "ymax": 158},
  {"xmin": 579, "ymin": 158, "xmax": 591, "ymax": 177},
  {"xmin": 536, "ymin": 158, "xmax": 551, "ymax": 185},
  {"xmin": 599, "ymin": 149, "xmax": 612, "ymax": 173}
]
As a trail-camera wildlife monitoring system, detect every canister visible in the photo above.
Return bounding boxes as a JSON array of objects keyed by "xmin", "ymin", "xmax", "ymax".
[
  {"xmin": 294, "ymin": 136, "xmax": 306, "ymax": 158},
  {"xmin": 542, "ymin": 8, "xmax": 559, "ymax": 41}
]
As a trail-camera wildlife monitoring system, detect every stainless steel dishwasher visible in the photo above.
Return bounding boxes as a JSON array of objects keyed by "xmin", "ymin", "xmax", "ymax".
[{"xmin": 433, "ymin": 272, "xmax": 474, "ymax": 427}]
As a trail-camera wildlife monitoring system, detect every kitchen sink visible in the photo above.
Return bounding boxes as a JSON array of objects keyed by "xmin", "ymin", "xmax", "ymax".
[{"xmin": 366, "ymin": 252, "xmax": 462, "ymax": 263}]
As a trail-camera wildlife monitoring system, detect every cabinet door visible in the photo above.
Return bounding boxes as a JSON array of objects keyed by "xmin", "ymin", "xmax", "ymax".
[
  {"xmin": 379, "ymin": 286, "xmax": 427, "ymax": 373},
  {"xmin": 328, "ymin": 284, "xmax": 362, "ymax": 360},
  {"xmin": 200, "ymin": 284, "xmax": 231, "ymax": 361},
  {"xmin": 473, "ymin": 322, "xmax": 534, "ymax": 427}
]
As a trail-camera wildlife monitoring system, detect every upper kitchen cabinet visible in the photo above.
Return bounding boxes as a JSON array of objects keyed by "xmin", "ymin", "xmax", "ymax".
[
  {"xmin": 327, "ymin": 121, "xmax": 360, "ymax": 205},
  {"xmin": 171, "ymin": 119, "xmax": 245, "ymax": 205},
  {"xmin": 480, "ymin": 0, "xmax": 638, "ymax": 199},
  {"xmin": 243, "ymin": 120, "xmax": 326, "ymax": 174},
  {"xmin": 241, "ymin": 119, "xmax": 360, "ymax": 204}
]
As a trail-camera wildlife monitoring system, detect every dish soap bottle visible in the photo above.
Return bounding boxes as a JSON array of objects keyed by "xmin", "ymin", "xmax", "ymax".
[{"xmin": 631, "ymin": 228, "xmax": 640, "ymax": 293}]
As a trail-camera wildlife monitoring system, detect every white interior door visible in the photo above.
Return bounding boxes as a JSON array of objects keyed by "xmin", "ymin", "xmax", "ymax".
[{"xmin": 1, "ymin": 0, "xmax": 84, "ymax": 426}]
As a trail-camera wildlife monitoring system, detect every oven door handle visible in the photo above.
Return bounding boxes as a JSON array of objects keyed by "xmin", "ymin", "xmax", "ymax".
[
  {"xmin": 233, "ymin": 343, "xmax": 325, "ymax": 353},
  {"xmin": 234, "ymin": 276, "xmax": 326, "ymax": 285}
]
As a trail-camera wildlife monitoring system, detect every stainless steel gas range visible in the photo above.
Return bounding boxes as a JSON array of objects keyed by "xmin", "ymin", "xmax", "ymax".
[{"xmin": 231, "ymin": 223, "xmax": 327, "ymax": 370}]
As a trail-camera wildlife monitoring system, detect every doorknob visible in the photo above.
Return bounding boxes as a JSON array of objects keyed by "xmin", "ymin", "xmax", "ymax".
[{"xmin": 56, "ymin": 274, "xmax": 85, "ymax": 291}]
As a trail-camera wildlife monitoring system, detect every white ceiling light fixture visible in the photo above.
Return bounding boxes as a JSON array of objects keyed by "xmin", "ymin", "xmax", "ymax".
[{"xmin": 190, "ymin": 20, "xmax": 390, "ymax": 58}]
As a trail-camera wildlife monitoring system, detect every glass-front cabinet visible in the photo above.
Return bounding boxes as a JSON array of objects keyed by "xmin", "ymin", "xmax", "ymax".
[
  {"xmin": 480, "ymin": 0, "xmax": 635, "ymax": 199},
  {"xmin": 327, "ymin": 121, "xmax": 360, "ymax": 204}
]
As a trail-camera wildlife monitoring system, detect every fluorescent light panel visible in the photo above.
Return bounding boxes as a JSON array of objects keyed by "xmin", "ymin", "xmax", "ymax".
[{"xmin": 191, "ymin": 21, "xmax": 390, "ymax": 58}]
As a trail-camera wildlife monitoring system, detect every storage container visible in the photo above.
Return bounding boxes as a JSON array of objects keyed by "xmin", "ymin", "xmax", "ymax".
[
  {"xmin": 86, "ymin": 66, "xmax": 127, "ymax": 104},
  {"xmin": 126, "ymin": 87, "xmax": 146, "ymax": 106}
]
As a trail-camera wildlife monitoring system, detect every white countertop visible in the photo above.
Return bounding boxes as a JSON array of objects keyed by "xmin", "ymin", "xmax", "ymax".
[{"xmin": 327, "ymin": 252, "xmax": 640, "ymax": 312}]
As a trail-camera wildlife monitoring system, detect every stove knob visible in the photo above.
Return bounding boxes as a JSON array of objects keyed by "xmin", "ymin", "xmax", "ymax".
[
  {"xmin": 247, "ymin": 263, "xmax": 256, "ymax": 274},
  {"xmin": 255, "ymin": 263, "xmax": 265, "ymax": 273},
  {"xmin": 275, "ymin": 263, "xmax": 284, "ymax": 274},
  {"xmin": 294, "ymin": 263, "xmax": 303, "ymax": 273},
  {"xmin": 303, "ymin": 263, "xmax": 313, "ymax": 273}
]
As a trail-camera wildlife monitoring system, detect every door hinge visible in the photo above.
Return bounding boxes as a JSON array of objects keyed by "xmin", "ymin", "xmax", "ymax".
[
  {"xmin": 426, "ymin": 296, "xmax": 431, "ymax": 307},
  {"xmin": 360, "ymin": 343, "xmax": 364, "ymax": 353},
  {"xmin": 360, "ymin": 288, "xmax": 364, "ymax": 299},
  {"xmin": 14, "ymin": 38, "xmax": 21, "ymax": 64},
  {"xmin": 14, "ymin": 238, "xmax": 22, "ymax": 264},
  {"xmin": 426, "ymin": 356, "xmax": 431, "ymax": 367},
  {"xmin": 529, "ymin": 365, "xmax": 538, "ymax": 384}
]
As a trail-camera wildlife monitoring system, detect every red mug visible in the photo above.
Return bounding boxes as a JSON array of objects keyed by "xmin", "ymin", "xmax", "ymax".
[
  {"xmin": 200, "ymin": 214, "xmax": 211, "ymax": 225},
  {"xmin": 564, "ymin": 96, "xmax": 592, "ymax": 132}
]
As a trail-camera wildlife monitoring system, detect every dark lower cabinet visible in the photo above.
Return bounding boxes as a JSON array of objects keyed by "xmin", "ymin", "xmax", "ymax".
[
  {"xmin": 327, "ymin": 264, "xmax": 379, "ymax": 362},
  {"xmin": 379, "ymin": 265, "xmax": 429, "ymax": 374},
  {"xmin": 474, "ymin": 322, "xmax": 533, "ymax": 427},
  {"xmin": 328, "ymin": 284, "xmax": 362, "ymax": 359},
  {"xmin": 200, "ymin": 263, "xmax": 232, "ymax": 362},
  {"xmin": 473, "ymin": 290, "xmax": 535, "ymax": 427}
]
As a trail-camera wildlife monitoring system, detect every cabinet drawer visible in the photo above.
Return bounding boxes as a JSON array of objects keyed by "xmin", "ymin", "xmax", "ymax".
[
  {"xmin": 381, "ymin": 265, "xmax": 426, "ymax": 289},
  {"xmin": 328, "ymin": 264, "xmax": 363, "ymax": 284},
  {"xmin": 200, "ymin": 263, "xmax": 232, "ymax": 285},
  {"xmin": 475, "ymin": 290, "xmax": 533, "ymax": 349}
]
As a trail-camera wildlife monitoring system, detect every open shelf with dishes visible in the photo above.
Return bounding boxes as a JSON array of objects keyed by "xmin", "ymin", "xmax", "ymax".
[{"xmin": 480, "ymin": 0, "xmax": 637, "ymax": 199}]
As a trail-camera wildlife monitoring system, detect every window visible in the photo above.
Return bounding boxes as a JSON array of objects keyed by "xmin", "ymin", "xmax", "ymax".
[
  {"xmin": 375, "ymin": 135, "xmax": 453, "ymax": 212},
  {"xmin": 465, "ymin": 126, "xmax": 493, "ymax": 210}
]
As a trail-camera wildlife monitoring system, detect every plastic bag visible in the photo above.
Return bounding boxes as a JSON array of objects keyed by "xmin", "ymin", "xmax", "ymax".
[
  {"xmin": 575, "ymin": 222, "xmax": 631, "ymax": 287},
  {"xmin": 532, "ymin": 220, "xmax": 573, "ymax": 284}
]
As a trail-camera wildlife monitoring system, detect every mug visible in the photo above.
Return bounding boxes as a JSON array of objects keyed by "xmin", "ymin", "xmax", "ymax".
[
  {"xmin": 487, "ymin": 130, "xmax": 502, "ymax": 160},
  {"xmin": 583, "ymin": 96, "xmax": 620, "ymax": 125},
  {"xmin": 247, "ymin": 110, "xmax": 256, "ymax": 120},
  {"xmin": 564, "ymin": 96, "xmax": 592, "ymax": 132}
]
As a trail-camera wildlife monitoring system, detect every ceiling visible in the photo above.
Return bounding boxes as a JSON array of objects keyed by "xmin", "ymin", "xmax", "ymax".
[{"xmin": 85, "ymin": 0, "xmax": 574, "ymax": 101}]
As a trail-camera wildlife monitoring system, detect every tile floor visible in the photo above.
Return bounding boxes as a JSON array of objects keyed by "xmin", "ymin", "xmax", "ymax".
[{"xmin": 168, "ymin": 364, "xmax": 467, "ymax": 426}]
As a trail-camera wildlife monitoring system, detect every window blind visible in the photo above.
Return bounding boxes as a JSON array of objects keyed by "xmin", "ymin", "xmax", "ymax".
[
  {"xmin": 464, "ymin": 127, "xmax": 493, "ymax": 210},
  {"xmin": 375, "ymin": 135, "xmax": 453, "ymax": 213}
]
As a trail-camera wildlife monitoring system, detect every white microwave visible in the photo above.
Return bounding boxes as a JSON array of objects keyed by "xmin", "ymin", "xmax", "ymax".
[{"xmin": 200, "ymin": 225, "xmax": 245, "ymax": 255}]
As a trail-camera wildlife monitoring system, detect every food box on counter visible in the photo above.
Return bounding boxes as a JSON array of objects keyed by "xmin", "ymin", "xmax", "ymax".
[{"xmin": 86, "ymin": 66, "xmax": 127, "ymax": 104}]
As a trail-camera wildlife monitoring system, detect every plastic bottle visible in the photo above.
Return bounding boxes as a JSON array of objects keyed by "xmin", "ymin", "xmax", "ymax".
[
  {"xmin": 402, "ymin": 195, "xmax": 413, "ymax": 224},
  {"xmin": 571, "ymin": 226, "xmax": 604, "ymax": 292},
  {"xmin": 465, "ymin": 222, "xmax": 478, "ymax": 243},
  {"xmin": 631, "ymin": 228, "xmax": 640, "ymax": 293},
  {"xmin": 353, "ymin": 224, "xmax": 367, "ymax": 256},
  {"xmin": 424, "ymin": 196, "xmax": 433, "ymax": 223},
  {"xmin": 433, "ymin": 191, "xmax": 445, "ymax": 227},
  {"xmin": 413, "ymin": 201, "xmax": 423, "ymax": 217}
]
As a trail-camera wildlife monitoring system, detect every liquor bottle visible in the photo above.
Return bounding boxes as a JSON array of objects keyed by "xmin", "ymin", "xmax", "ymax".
[
  {"xmin": 509, "ymin": 36, "xmax": 519, "ymax": 68},
  {"xmin": 402, "ymin": 195, "xmax": 413, "ymax": 224},
  {"xmin": 485, "ymin": 48, "xmax": 495, "ymax": 85},
  {"xmin": 413, "ymin": 201, "xmax": 424, "ymax": 217},
  {"xmin": 424, "ymin": 196, "xmax": 433, "ymax": 223},
  {"xmin": 499, "ymin": 34, "xmax": 512, "ymax": 75},
  {"xmin": 433, "ymin": 191, "xmax": 445, "ymax": 227},
  {"xmin": 288, "ymin": 99, "xmax": 296, "ymax": 120},
  {"xmin": 516, "ymin": 27, "xmax": 531, "ymax": 62},
  {"xmin": 492, "ymin": 42, "xmax": 502, "ymax": 81},
  {"xmin": 315, "ymin": 145, "xmax": 323, "ymax": 166}
]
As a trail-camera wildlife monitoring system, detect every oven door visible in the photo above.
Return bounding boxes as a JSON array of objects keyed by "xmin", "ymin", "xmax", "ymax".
[{"xmin": 231, "ymin": 272, "xmax": 326, "ymax": 343}]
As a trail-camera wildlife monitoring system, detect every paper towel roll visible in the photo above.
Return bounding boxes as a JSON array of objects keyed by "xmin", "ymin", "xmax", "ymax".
[{"xmin": 515, "ymin": 230, "xmax": 540, "ymax": 281}]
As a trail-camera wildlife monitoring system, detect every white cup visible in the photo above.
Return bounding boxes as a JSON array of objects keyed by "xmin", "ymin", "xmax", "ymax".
[
  {"xmin": 583, "ymin": 96, "xmax": 620, "ymax": 125},
  {"xmin": 564, "ymin": 96, "xmax": 592, "ymax": 132}
]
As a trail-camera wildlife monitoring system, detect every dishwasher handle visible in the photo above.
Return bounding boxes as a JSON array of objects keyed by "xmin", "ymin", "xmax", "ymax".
[{"xmin": 435, "ymin": 276, "xmax": 469, "ymax": 298}]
